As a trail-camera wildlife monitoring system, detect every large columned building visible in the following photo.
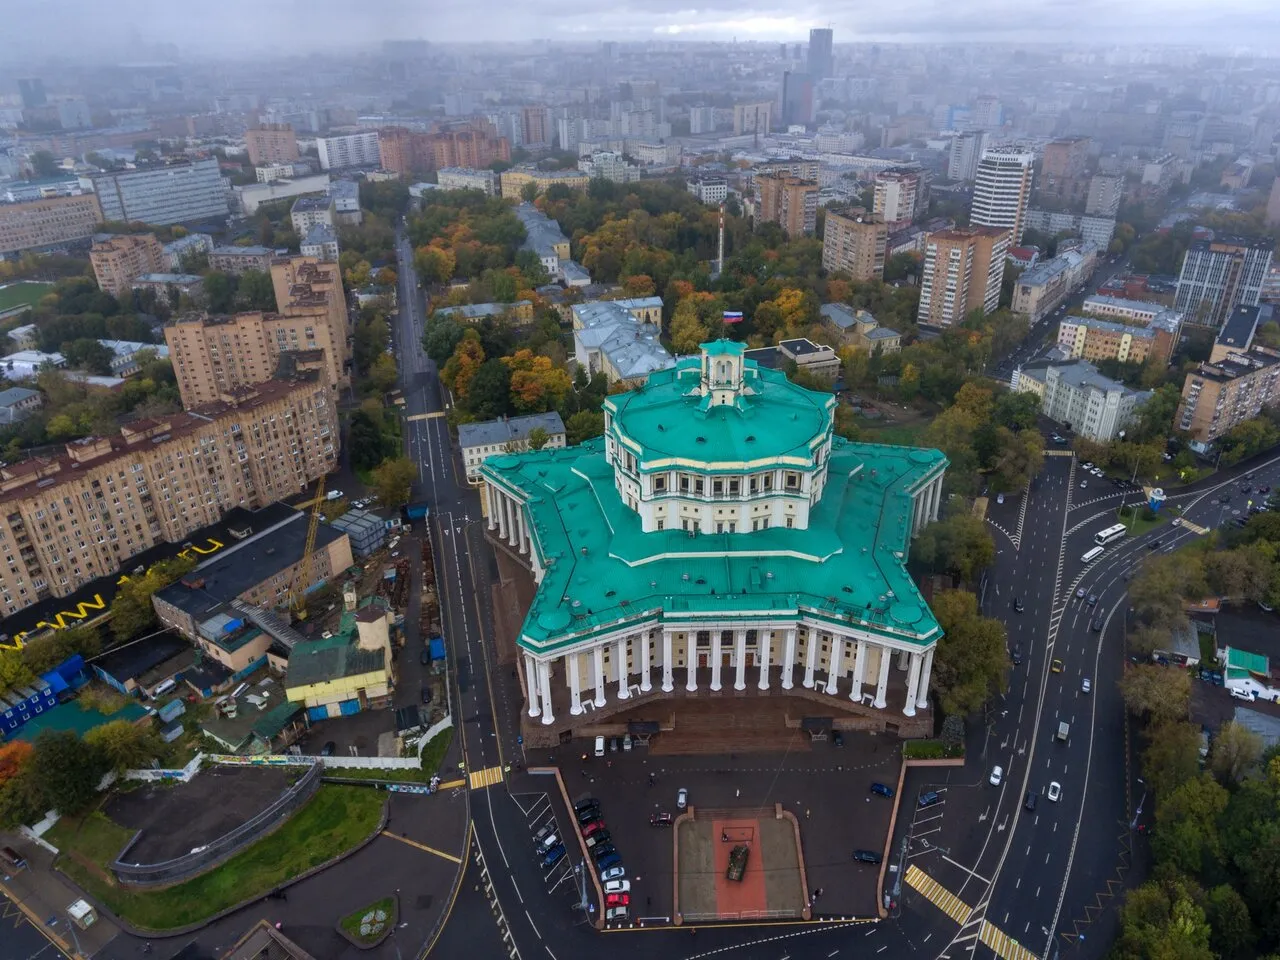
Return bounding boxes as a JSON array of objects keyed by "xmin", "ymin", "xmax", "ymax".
[{"xmin": 482, "ymin": 342, "xmax": 948, "ymax": 747}]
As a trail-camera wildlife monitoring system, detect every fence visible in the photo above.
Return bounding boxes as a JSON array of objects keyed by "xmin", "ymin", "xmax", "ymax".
[
  {"xmin": 415, "ymin": 715, "xmax": 453, "ymax": 754},
  {"xmin": 110, "ymin": 762, "xmax": 323, "ymax": 887},
  {"xmin": 124, "ymin": 752, "xmax": 205, "ymax": 783},
  {"xmin": 205, "ymin": 752, "xmax": 421, "ymax": 770},
  {"xmin": 678, "ymin": 908, "xmax": 800, "ymax": 922}
]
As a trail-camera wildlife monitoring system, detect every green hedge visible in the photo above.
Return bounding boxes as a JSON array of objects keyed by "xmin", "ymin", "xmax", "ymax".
[{"xmin": 903, "ymin": 739, "xmax": 965, "ymax": 760}]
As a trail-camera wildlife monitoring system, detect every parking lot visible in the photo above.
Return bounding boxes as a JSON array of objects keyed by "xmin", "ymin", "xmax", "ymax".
[{"xmin": 513, "ymin": 791, "xmax": 591, "ymax": 908}]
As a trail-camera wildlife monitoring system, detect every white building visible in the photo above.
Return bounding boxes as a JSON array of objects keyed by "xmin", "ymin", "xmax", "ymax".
[
  {"xmin": 256, "ymin": 163, "xmax": 296, "ymax": 183},
  {"xmin": 571, "ymin": 297, "xmax": 674, "ymax": 384},
  {"xmin": 85, "ymin": 158, "xmax": 229, "ymax": 226},
  {"xmin": 436, "ymin": 168, "xmax": 498, "ymax": 196},
  {"xmin": 0, "ymin": 350, "xmax": 66, "ymax": 379},
  {"xmin": 1014, "ymin": 360, "xmax": 1147, "ymax": 442},
  {"xmin": 290, "ymin": 196, "xmax": 335, "ymax": 234},
  {"xmin": 686, "ymin": 177, "xmax": 728, "ymax": 205},
  {"xmin": 458, "ymin": 412, "xmax": 567, "ymax": 484},
  {"xmin": 162, "ymin": 232, "xmax": 214, "ymax": 271},
  {"xmin": 873, "ymin": 170, "xmax": 922, "ymax": 226},
  {"xmin": 946, "ymin": 131, "xmax": 988, "ymax": 182},
  {"xmin": 235, "ymin": 174, "xmax": 331, "ymax": 215},
  {"xmin": 970, "ymin": 149, "xmax": 1034, "ymax": 244},
  {"xmin": 578, "ymin": 152, "xmax": 641, "ymax": 184},
  {"xmin": 316, "ymin": 132, "xmax": 381, "ymax": 171},
  {"xmin": 301, "ymin": 223, "xmax": 340, "ymax": 260},
  {"xmin": 1081, "ymin": 295, "xmax": 1181, "ymax": 326},
  {"xmin": 327, "ymin": 180, "xmax": 362, "ymax": 225},
  {"xmin": 1022, "ymin": 210, "xmax": 1117, "ymax": 251}
]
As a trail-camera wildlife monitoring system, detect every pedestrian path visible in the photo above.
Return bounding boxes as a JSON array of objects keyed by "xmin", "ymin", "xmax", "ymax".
[
  {"xmin": 980, "ymin": 919, "xmax": 1040, "ymax": 960},
  {"xmin": 407, "ymin": 411, "xmax": 447, "ymax": 421},
  {"xmin": 1177, "ymin": 518, "xmax": 1210, "ymax": 535},
  {"xmin": 1044, "ymin": 449, "xmax": 1075, "ymax": 457},
  {"xmin": 904, "ymin": 864, "xmax": 972, "ymax": 923},
  {"xmin": 468, "ymin": 765, "xmax": 504, "ymax": 789}
]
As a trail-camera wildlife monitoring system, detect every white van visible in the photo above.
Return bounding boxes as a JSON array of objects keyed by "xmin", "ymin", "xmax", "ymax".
[
  {"xmin": 150, "ymin": 677, "xmax": 177, "ymax": 698},
  {"xmin": 594, "ymin": 735, "xmax": 605, "ymax": 757},
  {"xmin": 1081, "ymin": 546, "xmax": 1105, "ymax": 563}
]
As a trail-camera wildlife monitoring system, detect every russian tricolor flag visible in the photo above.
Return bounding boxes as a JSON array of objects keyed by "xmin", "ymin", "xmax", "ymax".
[{"xmin": 723, "ymin": 311, "xmax": 744, "ymax": 324}]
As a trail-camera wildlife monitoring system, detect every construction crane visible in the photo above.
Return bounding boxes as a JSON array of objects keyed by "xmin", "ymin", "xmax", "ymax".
[{"xmin": 291, "ymin": 474, "xmax": 326, "ymax": 621}]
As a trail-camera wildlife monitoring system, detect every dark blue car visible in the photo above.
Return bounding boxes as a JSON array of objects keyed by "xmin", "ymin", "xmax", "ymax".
[
  {"xmin": 540, "ymin": 844, "xmax": 567, "ymax": 869},
  {"xmin": 595, "ymin": 851, "xmax": 622, "ymax": 872}
]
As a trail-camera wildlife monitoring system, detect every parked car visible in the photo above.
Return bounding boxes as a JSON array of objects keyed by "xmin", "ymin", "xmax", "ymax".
[
  {"xmin": 832, "ymin": 730, "xmax": 844, "ymax": 747},
  {"xmin": 606, "ymin": 893, "xmax": 630, "ymax": 907},
  {"xmin": 420, "ymin": 649, "xmax": 430, "ymax": 666},
  {"xmin": 918, "ymin": 791, "xmax": 941, "ymax": 808},
  {"xmin": 596, "ymin": 852, "xmax": 623, "ymax": 872},
  {"xmin": 534, "ymin": 822, "xmax": 556, "ymax": 845},
  {"xmin": 592, "ymin": 842, "xmax": 617, "ymax": 861},
  {"xmin": 541, "ymin": 844, "xmax": 567, "ymax": 869},
  {"xmin": 605, "ymin": 906, "xmax": 629, "ymax": 922},
  {"xmin": 676, "ymin": 787, "xmax": 689, "ymax": 809},
  {"xmin": 577, "ymin": 809, "xmax": 602, "ymax": 827},
  {"xmin": 421, "ymin": 685, "xmax": 432, "ymax": 704},
  {"xmin": 852, "ymin": 849, "xmax": 882, "ymax": 864},
  {"xmin": 536, "ymin": 833, "xmax": 559, "ymax": 854},
  {"xmin": 582, "ymin": 819, "xmax": 607, "ymax": 838},
  {"xmin": 585, "ymin": 831, "xmax": 611, "ymax": 849},
  {"xmin": 601, "ymin": 866, "xmax": 626, "ymax": 882},
  {"xmin": 869, "ymin": 782, "xmax": 895, "ymax": 798},
  {"xmin": 650, "ymin": 813, "xmax": 674, "ymax": 826},
  {"xmin": 574, "ymin": 797, "xmax": 600, "ymax": 815}
]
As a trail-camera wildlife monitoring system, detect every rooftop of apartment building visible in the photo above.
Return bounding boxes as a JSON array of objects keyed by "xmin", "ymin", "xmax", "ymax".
[
  {"xmin": 1217, "ymin": 304, "xmax": 1273, "ymax": 353},
  {"xmin": 0, "ymin": 361, "xmax": 324, "ymax": 506},
  {"xmin": 929, "ymin": 225, "xmax": 1010, "ymax": 242},
  {"xmin": 1187, "ymin": 235, "xmax": 1275, "ymax": 253},
  {"xmin": 327, "ymin": 180, "xmax": 358, "ymax": 200},
  {"xmin": 457, "ymin": 411, "xmax": 566, "ymax": 449},
  {"xmin": 1063, "ymin": 314, "xmax": 1161, "ymax": 339},
  {"xmin": 1020, "ymin": 358, "xmax": 1144, "ymax": 397},
  {"xmin": 1018, "ymin": 249, "xmax": 1089, "ymax": 287},
  {"xmin": 303, "ymin": 223, "xmax": 337, "ymax": 246},
  {"xmin": 1188, "ymin": 348, "xmax": 1280, "ymax": 385},
  {"xmin": 291, "ymin": 196, "xmax": 332, "ymax": 213},
  {"xmin": 211, "ymin": 245, "xmax": 277, "ymax": 257}
]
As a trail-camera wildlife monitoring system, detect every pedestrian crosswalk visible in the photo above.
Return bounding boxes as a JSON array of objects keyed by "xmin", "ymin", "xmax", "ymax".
[
  {"xmin": 1177, "ymin": 518, "xmax": 1210, "ymax": 535},
  {"xmin": 468, "ymin": 765, "xmax": 504, "ymax": 789},
  {"xmin": 904, "ymin": 864, "xmax": 972, "ymax": 923},
  {"xmin": 980, "ymin": 919, "xmax": 1040, "ymax": 960},
  {"xmin": 1044, "ymin": 449, "xmax": 1075, "ymax": 458}
]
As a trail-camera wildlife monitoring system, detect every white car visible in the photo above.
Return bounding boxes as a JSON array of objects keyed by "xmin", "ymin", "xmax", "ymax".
[
  {"xmin": 989, "ymin": 765, "xmax": 1004, "ymax": 786},
  {"xmin": 601, "ymin": 866, "xmax": 626, "ymax": 882},
  {"xmin": 605, "ymin": 879, "xmax": 631, "ymax": 894},
  {"xmin": 326, "ymin": 489, "xmax": 344, "ymax": 501},
  {"xmin": 1081, "ymin": 678, "xmax": 1091, "ymax": 694},
  {"xmin": 676, "ymin": 787, "xmax": 689, "ymax": 809},
  {"xmin": 996, "ymin": 493, "xmax": 1005, "ymax": 504},
  {"xmin": 1047, "ymin": 781, "xmax": 1062, "ymax": 802},
  {"xmin": 1081, "ymin": 462, "xmax": 1093, "ymax": 469}
]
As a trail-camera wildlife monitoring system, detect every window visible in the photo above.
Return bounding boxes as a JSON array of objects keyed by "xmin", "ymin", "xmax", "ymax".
[
  {"xmin": 653, "ymin": 474, "xmax": 667, "ymax": 492},
  {"xmin": 786, "ymin": 516, "xmax": 794, "ymax": 529},
  {"xmin": 785, "ymin": 472, "xmax": 800, "ymax": 489}
]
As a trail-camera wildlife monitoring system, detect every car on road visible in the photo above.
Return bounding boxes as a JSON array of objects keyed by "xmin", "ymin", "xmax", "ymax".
[
  {"xmin": 1080, "ymin": 480, "xmax": 1087, "ymax": 488},
  {"xmin": 601, "ymin": 866, "xmax": 626, "ymax": 882},
  {"xmin": 419, "ymin": 649, "xmax": 430, "ymax": 666},
  {"xmin": 1013, "ymin": 597, "xmax": 1023, "ymax": 612},
  {"xmin": 1261, "ymin": 486, "xmax": 1272, "ymax": 494},
  {"xmin": 1082, "ymin": 678, "xmax": 1092, "ymax": 694},
  {"xmin": 1024, "ymin": 791, "xmax": 1039, "ymax": 812},
  {"xmin": 421, "ymin": 685, "xmax": 432, "ymax": 704},
  {"xmin": 326, "ymin": 489, "xmax": 344, "ymax": 501},
  {"xmin": 918, "ymin": 791, "xmax": 942, "ymax": 808},
  {"xmin": 870, "ymin": 782, "xmax": 895, "ymax": 798},
  {"xmin": 650, "ymin": 813, "xmax": 674, "ymax": 826},
  {"xmin": 676, "ymin": 787, "xmax": 689, "ymax": 809},
  {"xmin": 1011, "ymin": 644, "xmax": 1023, "ymax": 665},
  {"xmin": 1219, "ymin": 495, "xmax": 1232, "ymax": 504},
  {"xmin": 996, "ymin": 493, "xmax": 1005, "ymax": 505},
  {"xmin": 1081, "ymin": 461, "xmax": 1093, "ymax": 469},
  {"xmin": 989, "ymin": 765, "xmax": 1004, "ymax": 786},
  {"xmin": 1087, "ymin": 593, "xmax": 1098, "ymax": 606},
  {"xmin": 605, "ymin": 880, "xmax": 631, "ymax": 894},
  {"xmin": 541, "ymin": 844, "xmax": 567, "ymax": 869},
  {"xmin": 852, "ymin": 849, "xmax": 882, "ymax": 864},
  {"xmin": 1047, "ymin": 782, "xmax": 1062, "ymax": 802},
  {"xmin": 1092, "ymin": 617, "xmax": 1105, "ymax": 632},
  {"xmin": 1148, "ymin": 539, "xmax": 1162, "ymax": 550},
  {"xmin": 1075, "ymin": 587, "xmax": 1086, "ymax": 599},
  {"xmin": 1051, "ymin": 658, "xmax": 1064, "ymax": 673}
]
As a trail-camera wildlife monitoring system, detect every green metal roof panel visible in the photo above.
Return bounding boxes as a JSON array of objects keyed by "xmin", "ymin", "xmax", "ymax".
[
  {"xmin": 1225, "ymin": 647, "xmax": 1269, "ymax": 677},
  {"xmin": 483, "ymin": 435, "xmax": 947, "ymax": 655}
]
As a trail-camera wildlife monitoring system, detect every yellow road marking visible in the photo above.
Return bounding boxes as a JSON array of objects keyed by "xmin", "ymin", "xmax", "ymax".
[
  {"xmin": 468, "ymin": 765, "xmax": 504, "ymax": 789},
  {"xmin": 980, "ymin": 919, "xmax": 1040, "ymax": 960},
  {"xmin": 1179, "ymin": 519, "xmax": 1209, "ymax": 535},
  {"xmin": 383, "ymin": 830, "xmax": 464, "ymax": 864},
  {"xmin": 437, "ymin": 777, "xmax": 466, "ymax": 791},
  {"xmin": 903, "ymin": 864, "xmax": 972, "ymax": 924},
  {"xmin": 407, "ymin": 411, "xmax": 447, "ymax": 422}
]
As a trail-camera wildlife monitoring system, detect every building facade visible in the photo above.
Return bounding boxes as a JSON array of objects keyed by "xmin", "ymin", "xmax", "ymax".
[
  {"xmin": 1056, "ymin": 314, "xmax": 1180, "ymax": 365},
  {"xmin": 245, "ymin": 124, "xmax": 299, "ymax": 167},
  {"xmin": 946, "ymin": 132, "xmax": 988, "ymax": 183},
  {"xmin": 459, "ymin": 412, "xmax": 567, "ymax": 484},
  {"xmin": 0, "ymin": 193, "xmax": 103, "ymax": 257},
  {"xmin": 436, "ymin": 167, "xmax": 498, "ymax": 195},
  {"xmin": 1086, "ymin": 175, "xmax": 1123, "ymax": 217},
  {"xmin": 1015, "ymin": 360, "xmax": 1146, "ymax": 442},
  {"xmin": 90, "ymin": 234, "xmax": 166, "ymax": 299},
  {"xmin": 781, "ymin": 72, "xmax": 814, "ymax": 128},
  {"xmin": 316, "ymin": 132, "xmax": 381, "ymax": 171},
  {"xmin": 1177, "ymin": 349, "xmax": 1280, "ymax": 447},
  {"xmin": 578, "ymin": 152, "xmax": 641, "ymax": 184},
  {"xmin": 87, "ymin": 159, "xmax": 229, "ymax": 225},
  {"xmin": 686, "ymin": 177, "xmax": 728, "ymax": 205},
  {"xmin": 873, "ymin": 170, "xmax": 922, "ymax": 227},
  {"xmin": 482, "ymin": 342, "xmax": 948, "ymax": 746},
  {"xmin": 970, "ymin": 149, "xmax": 1034, "ymax": 244},
  {"xmin": 0, "ymin": 370, "xmax": 337, "ymax": 616},
  {"xmin": 757, "ymin": 173, "xmax": 818, "ymax": 237},
  {"xmin": 808, "ymin": 28, "xmax": 834, "ymax": 79},
  {"xmin": 208, "ymin": 245, "xmax": 276, "ymax": 276},
  {"xmin": 499, "ymin": 167, "xmax": 590, "ymax": 200},
  {"xmin": 822, "ymin": 208, "xmax": 887, "ymax": 280},
  {"xmin": 733, "ymin": 101, "xmax": 773, "ymax": 136},
  {"xmin": 1174, "ymin": 237, "xmax": 1274, "ymax": 329},
  {"xmin": 917, "ymin": 226, "xmax": 1010, "ymax": 327},
  {"xmin": 1010, "ymin": 247, "xmax": 1096, "ymax": 322},
  {"xmin": 290, "ymin": 196, "xmax": 334, "ymax": 234}
]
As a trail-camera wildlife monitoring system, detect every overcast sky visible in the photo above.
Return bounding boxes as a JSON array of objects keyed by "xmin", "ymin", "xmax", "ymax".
[{"xmin": 5, "ymin": 0, "xmax": 1280, "ymax": 60}]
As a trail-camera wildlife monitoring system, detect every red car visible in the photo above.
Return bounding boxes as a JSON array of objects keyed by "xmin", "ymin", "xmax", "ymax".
[
  {"xmin": 582, "ymin": 819, "xmax": 607, "ymax": 838},
  {"xmin": 606, "ymin": 893, "xmax": 630, "ymax": 908},
  {"xmin": 650, "ymin": 812, "xmax": 674, "ymax": 827}
]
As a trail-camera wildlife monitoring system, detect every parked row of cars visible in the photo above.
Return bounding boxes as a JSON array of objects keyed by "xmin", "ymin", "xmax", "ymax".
[{"xmin": 573, "ymin": 797, "xmax": 630, "ymax": 922}]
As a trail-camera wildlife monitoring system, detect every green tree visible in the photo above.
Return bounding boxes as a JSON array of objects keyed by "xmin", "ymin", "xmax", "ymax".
[
  {"xmin": 466, "ymin": 359, "xmax": 513, "ymax": 421},
  {"xmin": 84, "ymin": 720, "xmax": 163, "ymax": 773},
  {"xmin": 565, "ymin": 410, "xmax": 605, "ymax": 445},
  {"xmin": 29, "ymin": 150, "xmax": 60, "ymax": 178},
  {"xmin": 1208, "ymin": 721, "xmax": 1264, "ymax": 784},
  {"xmin": 525, "ymin": 426, "xmax": 551, "ymax": 450},
  {"xmin": 369, "ymin": 353, "xmax": 399, "ymax": 394},
  {"xmin": 0, "ymin": 648, "xmax": 35, "ymax": 692},
  {"xmin": 348, "ymin": 409, "xmax": 389, "ymax": 472},
  {"xmin": 669, "ymin": 300, "xmax": 710, "ymax": 354},
  {"xmin": 1120, "ymin": 664, "xmax": 1191, "ymax": 725},
  {"xmin": 423, "ymin": 318, "xmax": 466, "ymax": 366},
  {"xmin": 27, "ymin": 730, "xmax": 109, "ymax": 815},
  {"xmin": 1151, "ymin": 773, "xmax": 1228, "ymax": 874},
  {"xmin": 19, "ymin": 626, "xmax": 100, "ymax": 675},
  {"xmin": 1114, "ymin": 875, "xmax": 1214, "ymax": 960},
  {"xmin": 1205, "ymin": 884, "xmax": 1254, "ymax": 960},
  {"xmin": 520, "ymin": 181, "xmax": 540, "ymax": 203},
  {"xmin": 929, "ymin": 589, "xmax": 1008, "ymax": 715},
  {"xmin": 371, "ymin": 457, "xmax": 416, "ymax": 508},
  {"xmin": 912, "ymin": 513, "xmax": 995, "ymax": 583},
  {"xmin": 236, "ymin": 269, "xmax": 277, "ymax": 311},
  {"xmin": 1141, "ymin": 720, "xmax": 1204, "ymax": 799},
  {"xmin": 110, "ymin": 556, "xmax": 196, "ymax": 641},
  {"xmin": 203, "ymin": 271, "xmax": 237, "ymax": 313},
  {"xmin": 61, "ymin": 338, "xmax": 116, "ymax": 375}
]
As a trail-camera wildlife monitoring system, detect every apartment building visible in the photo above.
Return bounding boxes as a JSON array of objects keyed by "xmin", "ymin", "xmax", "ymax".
[
  {"xmin": 686, "ymin": 177, "xmax": 728, "ymax": 205},
  {"xmin": 1210, "ymin": 304, "xmax": 1270, "ymax": 363},
  {"xmin": 970, "ymin": 149, "xmax": 1034, "ymax": 244},
  {"xmin": 1086, "ymin": 175, "xmax": 1123, "ymax": 217},
  {"xmin": 436, "ymin": 167, "xmax": 498, "ymax": 195},
  {"xmin": 378, "ymin": 123, "xmax": 511, "ymax": 177},
  {"xmin": 499, "ymin": 167, "xmax": 590, "ymax": 200},
  {"xmin": 1056, "ymin": 314, "xmax": 1180, "ymax": 365},
  {"xmin": 917, "ymin": 226, "xmax": 1011, "ymax": 327},
  {"xmin": 90, "ymin": 234, "xmax": 166, "ymax": 299},
  {"xmin": 1175, "ymin": 236, "xmax": 1274, "ymax": 329},
  {"xmin": 0, "ymin": 192, "xmax": 103, "ymax": 257},
  {"xmin": 290, "ymin": 196, "xmax": 334, "ymax": 233},
  {"xmin": 873, "ymin": 169, "xmax": 922, "ymax": 227},
  {"xmin": 1041, "ymin": 137, "xmax": 1092, "ymax": 182},
  {"xmin": 822, "ymin": 207, "xmax": 887, "ymax": 280},
  {"xmin": 757, "ymin": 173, "xmax": 819, "ymax": 237},
  {"xmin": 733, "ymin": 101, "xmax": 773, "ymax": 136},
  {"xmin": 458, "ymin": 412, "xmax": 566, "ymax": 484},
  {"xmin": 522, "ymin": 106, "xmax": 551, "ymax": 147},
  {"xmin": 1177, "ymin": 349, "xmax": 1280, "ymax": 448},
  {"xmin": 1081, "ymin": 294, "xmax": 1177, "ymax": 326},
  {"xmin": 1022, "ymin": 210, "xmax": 1117, "ymax": 251},
  {"xmin": 1010, "ymin": 247, "xmax": 1096, "ymax": 322},
  {"xmin": 162, "ymin": 232, "xmax": 214, "ymax": 271},
  {"xmin": 316, "ymin": 132, "xmax": 381, "ymax": 171},
  {"xmin": 947, "ymin": 132, "xmax": 988, "ymax": 183},
  {"xmin": 245, "ymin": 123, "xmax": 299, "ymax": 166},
  {"xmin": 86, "ymin": 159, "xmax": 229, "ymax": 225},
  {"xmin": 578, "ymin": 152, "xmax": 641, "ymax": 184},
  {"xmin": 208, "ymin": 245, "xmax": 275, "ymax": 276},
  {"xmin": 1015, "ymin": 360, "xmax": 1147, "ymax": 442},
  {"xmin": 301, "ymin": 224, "xmax": 339, "ymax": 260},
  {"xmin": 0, "ymin": 366, "xmax": 337, "ymax": 615}
]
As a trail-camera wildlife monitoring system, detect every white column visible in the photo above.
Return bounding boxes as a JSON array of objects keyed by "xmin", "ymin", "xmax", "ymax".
[
  {"xmin": 930, "ymin": 478, "xmax": 943, "ymax": 521},
  {"xmin": 825, "ymin": 635, "xmax": 843, "ymax": 695},
  {"xmin": 904, "ymin": 652, "xmax": 923, "ymax": 717},
  {"xmin": 710, "ymin": 631, "xmax": 723, "ymax": 691},
  {"xmin": 662, "ymin": 630, "xmax": 674, "ymax": 692},
  {"xmin": 518, "ymin": 507, "xmax": 528, "ymax": 555},
  {"xmin": 850, "ymin": 639, "xmax": 867, "ymax": 703},
  {"xmin": 803, "ymin": 629, "xmax": 817, "ymax": 689},
  {"xmin": 593, "ymin": 646, "xmax": 606, "ymax": 707},
  {"xmin": 507, "ymin": 497, "xmax": 519, "ymax": 548},
  {"xmin": 486, "ymin": 485, "xmax": 497, "ymax": 530},
  {"xmin": 915, "ymin": 492, "xmax": 926, "ymax": 536},
  {"xmin": 497, "ymin": 491, "xmax": 509, "ymax": 540},
  {"xmin": 568, "ymin": 654, "xmax": 583, "ymax": 716},
  {"xmin": 525, "ymin": 652, "xmax": 541, "ymax": 718},
  {"xmin": 685, "ymin": 633, "xmax": 698, "ymax": 692},
  {"xmin": 897, "ymin": 649, "xmax": 910, "ymax": 671},
  {"xmin": 916, "ymin": 648, "xmax": 934, "ymax": 710},
  {"xmin": 538, "ymin": 660, "xmax": 554, "ymax": 725},
  {"xmin": 873, "ymin": 646, "xmax": 892, "ymax": 709},
  {"xmin": 757, "ymin": 631, "xmax": 772, "ymax": 691},
  {"xmin": 781, "ymin": 628, "xmax": 796, "ymax": 690},
  {"xmin": 640, "ymin": 631, "xmax": 652, "ymax": 693},
  {"xmin": 616, "ymin": 638, "xmax": 630, "ymax": 700},
  {"xmin": 734, "ymin": 630, "xmax": 747, "ymax": 691}
]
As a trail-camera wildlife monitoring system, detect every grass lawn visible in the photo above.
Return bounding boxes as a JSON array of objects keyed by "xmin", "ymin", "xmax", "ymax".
[
  {"xmin": 340, "ymin": 895, "xmax": 397, "ymax": 944},
  {"xmin": 52, "ymin": 785, "xmax": 384, "ymax": 931},
  {"xmin": 0, "ymin": 281, "xmax": 52, "ymax": 313},
  {"xmin": 419, "ymin": 727, "xmax": 454, "ymax": 776},
  {"xmin": 1117, "ymin": 505, "xmax": 1168, "ymax": 537},
  {"xmin": 858, "ymin": 421, "xmax": 929, "ymax": 447},
  {"xmin": 325, "ymin": 765, "xmax": 434, "ymax": 783}
]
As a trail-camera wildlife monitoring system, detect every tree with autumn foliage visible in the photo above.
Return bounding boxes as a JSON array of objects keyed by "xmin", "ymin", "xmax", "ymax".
[
  {"xmin": 0, "ymin": 741, "xmax": 33, "ymax": 787},
  {"xmin": 503, "ymin": 349, "xmax": 572, "ymax": 413},
  {"xmin": 670, "ymin": 299, "xmax": 709, "ymax": 354},
  {"xmin": 415, "ymin": 245, "xmax": 457, "ymax": 285},
  {"xmin": 442, "ymin": 332, "xmax": 486, "ymax": 399}
]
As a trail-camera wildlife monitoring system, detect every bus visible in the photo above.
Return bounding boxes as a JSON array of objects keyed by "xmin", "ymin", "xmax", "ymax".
[
  {"xmin": 1081, "ymin": 546, "xmax": 1106, "ymax": 563},
  {"xmin": 1094, "ymin": 524, "xmax": 1127, "ymax": 547}
]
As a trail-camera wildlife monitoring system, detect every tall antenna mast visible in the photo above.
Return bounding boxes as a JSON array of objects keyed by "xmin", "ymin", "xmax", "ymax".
[{"xmin": 717, "ymin": 202, "xmax": 725, "ymax": 276}]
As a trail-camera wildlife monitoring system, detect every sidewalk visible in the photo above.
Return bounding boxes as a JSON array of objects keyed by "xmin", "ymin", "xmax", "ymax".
[{"xmin": 0, "ymin": 836, "xmax": 121, "ymax": 957}]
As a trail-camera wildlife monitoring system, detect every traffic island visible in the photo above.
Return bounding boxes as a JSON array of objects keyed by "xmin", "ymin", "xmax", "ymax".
[{"xmin": 337, "ymin": 895, "xmax": 398, "ymax": 949}]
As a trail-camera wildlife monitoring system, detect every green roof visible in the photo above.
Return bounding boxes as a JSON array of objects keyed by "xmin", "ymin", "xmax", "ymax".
[
  {"xmin": 483, "ymin": 436, "xmax": 947, "ymax": 655},
  {"xmin": 12, "ymin": 700, "xmax": 149, "ymax": 742},
  {"xmin": 604, "ymin": 352, "xmax": 835, "ymax": 468},
  {"xmin": 1225, "ymin": 647, "xmax": 1269, "ymax": 680},
  {"xmin": 284, "ymin": 600, "xmax": 389, "ymax": 688}
]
